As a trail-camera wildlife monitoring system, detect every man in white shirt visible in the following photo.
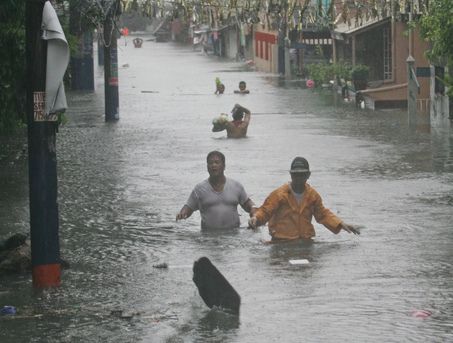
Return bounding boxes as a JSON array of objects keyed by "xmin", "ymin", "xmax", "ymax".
[{"xmin": 176, "ymin": 151, "xmax": 255, "ymax": 230}]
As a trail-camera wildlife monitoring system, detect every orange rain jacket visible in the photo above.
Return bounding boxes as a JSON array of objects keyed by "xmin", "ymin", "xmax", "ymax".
[{"xmin": 255, "ymin": 183, "xmax": 343, "ymax": 240}]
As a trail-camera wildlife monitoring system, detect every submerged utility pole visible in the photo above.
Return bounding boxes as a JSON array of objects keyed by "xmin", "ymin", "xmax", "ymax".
[
  {"xmin": 26, "ymin": 0, "xmax": 61, "ymax": 287},
  {"xmin": 103, "ymin": 1, "xmax": 120, "ymax": 121},
  {"xmin": 69, "ymin": 1, "xmax": 94, "ymax": 91}
]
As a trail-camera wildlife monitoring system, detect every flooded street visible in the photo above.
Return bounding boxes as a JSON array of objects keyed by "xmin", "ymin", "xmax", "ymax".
[{"xmin": 1, "ymin": 37, "xmax": 453, "ymax": 342}]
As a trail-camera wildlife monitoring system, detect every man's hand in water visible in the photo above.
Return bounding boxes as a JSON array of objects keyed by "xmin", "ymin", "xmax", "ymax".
[
  {"xmin": 176, "ymin": 212, "xmax": 187, "ymax": 221},
  {"xmin": 248, "ymin": 216, "xmax": 258, "ymax": 230},
  {"xmin": 339, "ymin": 222, "xmax": 361, "ymax": 235},
  {"xmin": 176, "ymin": 206, "xmax": 193, "ymax": 221}
]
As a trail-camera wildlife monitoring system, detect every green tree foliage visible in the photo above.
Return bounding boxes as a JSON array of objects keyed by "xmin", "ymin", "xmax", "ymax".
[
  {"xmin": 419, "ymin": 0, "xmax": 453, "ymax": 95},
  {"xmin": 0, "ymin": 0, "xmax": 26, "ymax": 134},
  {"xmin": 0, "ymin": 0, "xmax": 84, "ymax": 134}
]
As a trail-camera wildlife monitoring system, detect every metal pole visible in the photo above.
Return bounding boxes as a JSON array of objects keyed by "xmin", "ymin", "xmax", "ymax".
[
  {"xmin": 407, "ymin": 55, "xmax": 417, "ymax": 127},
  {"xmin": 408, "ymin": 10, "xmax": 413, "ymax": 57},
  {"xmin": 26, "ymin": 0, "xmax": 61, "ymax": 288},
  {"xmin": 406, "ymin": 3, "xmax": 418, "ymax": 127}
]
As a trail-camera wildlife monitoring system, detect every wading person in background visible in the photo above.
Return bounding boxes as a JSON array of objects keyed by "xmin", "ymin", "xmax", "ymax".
[
  {"xmin": 248, "ymin": 157, "xmax": 360, "ymax": 241},
  {"xmin": 176, "ymin": 151, "xmax": 255, "ymax": 230},
  {"xmin": 234, "ymin": 81, "xmax": 250, "ymax": 94},
  {"xmin": 215, "ymin": 83, "xmax": 225, "ymax": 94},
  {"xmin": 225, "ymin": 103, "xmax": 251, "ymax": 138},
  {"xmin": 214, "ymin": 77, "xmax": 225, "ymax": 94}
]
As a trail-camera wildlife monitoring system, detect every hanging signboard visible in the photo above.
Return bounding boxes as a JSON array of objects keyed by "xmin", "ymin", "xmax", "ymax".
[
  {"xmin": 33, "ymin": 91, "xmax": 57, "ymax": 122},
  {"xmin": 37, "ymin": 2, "xmax": 69, "ymax": 122}
]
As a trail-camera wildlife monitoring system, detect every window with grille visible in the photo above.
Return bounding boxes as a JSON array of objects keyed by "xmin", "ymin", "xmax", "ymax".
[{"xmin": 383, "ymin": 26, "xmax": 392, "ymax": 80}]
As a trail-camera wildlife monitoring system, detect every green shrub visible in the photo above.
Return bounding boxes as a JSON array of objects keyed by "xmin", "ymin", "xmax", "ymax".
[
  {"xmin": 333, "ymin": 61, "xmax": 352, "ymax": 82},
  {"xmin": 305, "ymin": 63, "xmax": 335, "ymax": 87},
  {"xmin": 351, "ymin": 64, "xmax": 370, "ymax": 80},
  {"xmin": 0, "ymin": 1, "xmax": 26, "ymax": 134},
  {"xmin": 306, "ymin": 62, "xmax": 355, "ymax": 88}
]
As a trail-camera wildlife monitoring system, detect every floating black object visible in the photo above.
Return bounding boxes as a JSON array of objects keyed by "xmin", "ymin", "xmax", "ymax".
[
  {"xmin": 192, "ymin": 257, "xmax": 240, "ymax": 315},
  {"xmin": 1, "ymin": 233, "xmax": 27, "ymax": 252}
]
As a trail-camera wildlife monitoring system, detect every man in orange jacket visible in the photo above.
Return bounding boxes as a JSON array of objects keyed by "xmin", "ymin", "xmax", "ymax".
[{"xmin": 248, "ymin": 157, "xmax": 360, "ymax": 241}]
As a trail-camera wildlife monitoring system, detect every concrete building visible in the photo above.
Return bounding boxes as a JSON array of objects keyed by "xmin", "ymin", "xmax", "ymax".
[
  {"xmin": 332, "ymin": 15, "xmax": 431, "ymax": 112},
  {"xmin": 253, "ymin": 27, "xmax": 278, "ymax": 74}
]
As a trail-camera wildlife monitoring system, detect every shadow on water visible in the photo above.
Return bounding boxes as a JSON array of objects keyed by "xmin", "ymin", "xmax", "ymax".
[
  {"xmin": 163, "ymin": 308, "xmax": 239, "ymax": 343},
  {"xmin": 263, "ymin": 238, "xmax": 359, "ymax": 279},
  {"xmin": 197, "ymin": 308, "xmax": 240, "ymax": 332},
  {"xmin": 211, "ymin": 68, "xmax": 254, "ymax": 73},
  {"xmin": 261, "ymin": 75, "xmax": 309, "ymax": 89},
  {"xmin": 266, "ymin": 239, "xmax": 315, "ymax": 264}
]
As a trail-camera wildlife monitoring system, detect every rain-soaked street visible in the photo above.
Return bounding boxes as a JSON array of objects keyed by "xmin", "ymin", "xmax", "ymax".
[{"xmin": 1, "ymin": 36, "xmax": 453, "ymax": 342}]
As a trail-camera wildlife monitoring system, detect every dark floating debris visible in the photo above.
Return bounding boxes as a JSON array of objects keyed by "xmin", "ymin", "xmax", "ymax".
[
  {"xmin": 152, "ymin": 262, "xmax": 168, "ymax": 269},
  {"xmin": 192, "ymin": 257, "xmax": 241, "ymax": 315}
]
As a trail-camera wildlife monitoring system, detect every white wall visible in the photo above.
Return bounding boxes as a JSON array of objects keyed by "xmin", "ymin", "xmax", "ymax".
[{"xmin": 225, "ymin": 28, "xmax": 238, "ymax": 59}]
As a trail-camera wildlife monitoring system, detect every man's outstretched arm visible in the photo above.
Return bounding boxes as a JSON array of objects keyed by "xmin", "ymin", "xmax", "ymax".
[{"xmin": 176, "ymin": 205, "xmax": 194, "ymax": 221}]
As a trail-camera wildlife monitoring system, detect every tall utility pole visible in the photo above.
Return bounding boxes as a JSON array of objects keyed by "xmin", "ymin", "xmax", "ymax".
[
  {"xmin": 103, "ymin": 0, "xmax": 120, "ymax": 121},
  {"xmin": 26, "ymin": 0, "xmax": 61, "ymax": 288},
  {"xmin": 69, "ymin": 0, "xmax": 95, "ymax": 90}
]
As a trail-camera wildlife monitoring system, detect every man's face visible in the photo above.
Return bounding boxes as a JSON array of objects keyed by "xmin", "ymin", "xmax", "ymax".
[
  {"xmin": 290, "ymin": 172, "xmax": 310, "ymax": 188},
  {"xmin": 207, "ymin": 155, "xmax": 225, "ymax": 176},
  {"xmin": 239, "ymin": 82, "xmax": 246, "ymax": 90}
]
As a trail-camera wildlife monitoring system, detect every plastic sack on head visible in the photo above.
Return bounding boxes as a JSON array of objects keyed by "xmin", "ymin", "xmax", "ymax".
[{"xmin": 212, "ymin": 113, "xmax": 229, "ymax": 132}]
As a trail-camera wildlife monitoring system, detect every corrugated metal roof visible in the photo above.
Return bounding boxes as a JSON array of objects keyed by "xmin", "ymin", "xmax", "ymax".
[{"xmin": 333, "ymin": 15, "xmax": 390, "ymax": 36}]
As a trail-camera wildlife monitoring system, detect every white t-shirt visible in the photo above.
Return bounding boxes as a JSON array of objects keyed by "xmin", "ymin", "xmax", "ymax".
[
  {"xmin": 291, "ymin": 188, "xmax": 304, "ymax": 205},
  {"xmin": 186, "ymin": 178, "xmax": 249, "ymax": 230}
]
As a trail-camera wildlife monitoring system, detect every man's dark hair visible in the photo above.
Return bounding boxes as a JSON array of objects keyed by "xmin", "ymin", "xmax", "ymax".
[
  {"xmin": 232, "ymin": 111, "xmax": 244, "ymax": 121},
  {"xmin": 207, "ymin": 150, "xmax": 225, "ymax": 164},
  {"xmin": 232, "ymin": 106, "xmax": 245, "ymax": 121}
]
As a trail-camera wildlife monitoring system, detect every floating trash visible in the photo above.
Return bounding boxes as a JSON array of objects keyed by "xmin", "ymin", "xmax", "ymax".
[
  {"xmin": 1, "ymin": 306, "xmax": 16, "ymax": 315},
  {"xmin": 411, "ymin": 309, "xmax": 432, "ymax": 319},
  {"xmin": 289, "ymin": 259, "xmax": 309, "ymax": 265}
]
